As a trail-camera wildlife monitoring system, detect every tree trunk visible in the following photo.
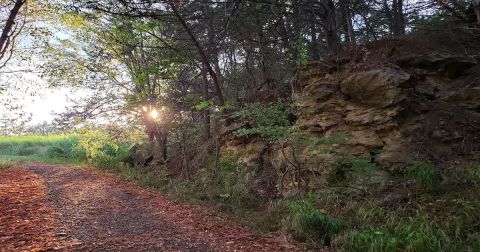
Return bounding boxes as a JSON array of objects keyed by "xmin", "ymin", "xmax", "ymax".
[
  {"xmin": 310, "ymin": 23, "xmax": 320, "ymax": 60},
  {"xmin": 324, "ymin": 0, "xmax": 342, "ymax": 54},
  {"xmin": 340, "ymin": 0, "xmax": 356, "ymax": 45},
  {"xmin": 394, "ymin": 0, "xmax": 406, "ymax": 36},
  {"xmin": 388, "ymin": 0, "xmax": 406, "ymax": 36},
  {"xmin": 257, "ymin": 29, "xmax": 273, "ymax": 87},
  {"xmin": 474, "ymin": 0, "xmax": 480, "ymax": 25},
  {"xmin": 309, "ymin": 0, "xmax": 320, "ymax": 60},
  {"xmin": 201, "ymin": 62, "xmax": 211, "ymax": 140},
  {"xmin": 0, "ymin": 0, "xmax": 25, "ymax": 63},
  {"xmin": 167, "ymin": 1, "xmax": 225, "ymax": 105},
  {"xmin": 158, "ymin": 131, "xmax": 167, "ymax": 161}
]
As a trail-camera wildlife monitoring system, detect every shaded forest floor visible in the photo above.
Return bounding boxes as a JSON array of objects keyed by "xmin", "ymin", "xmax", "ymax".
[{"xmin": 0, "ymin": 163, "xmax": 303, "ymax": 251}]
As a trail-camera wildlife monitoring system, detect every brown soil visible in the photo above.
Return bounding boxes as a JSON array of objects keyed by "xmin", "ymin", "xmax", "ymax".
[{"xmin": 0, "ymin": 163, "xmax": 304, "ymax": 251}]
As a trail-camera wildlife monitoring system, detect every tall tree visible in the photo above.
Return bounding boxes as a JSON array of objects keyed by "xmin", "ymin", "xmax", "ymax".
[{"xmin": 0, "ymin": 0, "xmax": 27, "ymax": 69}]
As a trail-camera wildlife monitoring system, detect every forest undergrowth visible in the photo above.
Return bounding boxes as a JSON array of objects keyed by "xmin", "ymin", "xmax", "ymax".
[{"xmin": 2, "ymin": 128, "xmax": 480, "ymax": 251}]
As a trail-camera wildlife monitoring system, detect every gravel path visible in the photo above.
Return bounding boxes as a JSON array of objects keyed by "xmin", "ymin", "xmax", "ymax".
[{"xmin": 0, "ymin": 163, "xmax": 302, "ymax": 251}]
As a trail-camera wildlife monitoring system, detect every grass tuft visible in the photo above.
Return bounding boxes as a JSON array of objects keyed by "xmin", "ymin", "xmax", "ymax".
[
  {"xmin": 288, "ymin": 194, "xmax": 346, "ymax": 245},
  {"xmin": 0, "ymin": 160, "xmax": 13, "ymax": 169},
  {"xmin": 407, "ymin": 162, "xmax": 440, "ymax": 190},
  {"xmin": 345, "ymin": 218, "xmax": 451, "ymax": 252}
]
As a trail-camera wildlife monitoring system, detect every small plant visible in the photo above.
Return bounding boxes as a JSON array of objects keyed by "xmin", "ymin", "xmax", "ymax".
[
  {"xmin": 407, "ymin": 162, "xmax": 440, "ymax": 190},
  {"xmin": 288, "ymin": 194, "xmax": 346, "ymax": 245}
]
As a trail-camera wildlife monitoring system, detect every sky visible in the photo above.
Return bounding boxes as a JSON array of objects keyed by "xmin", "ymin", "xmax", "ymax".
[
  {"xmin": 0, "ymin": 11, "xmax": 79, "ymax": 126},
  {"xmin": 0, "ymin": 68, "xmax": 75, "ymax": 125},
  {"xmin": 23, "ymin": 87, "xmax": 72, "ymax": 124}
]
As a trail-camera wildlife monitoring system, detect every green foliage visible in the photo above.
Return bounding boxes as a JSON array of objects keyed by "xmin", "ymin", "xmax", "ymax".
[
  {"xmin": 74, "ymin": 129, "xmax": 119, "ymax": 165},
  {"xmin": 234, "ymin": 126, "xmax": 292, "ymax": 139},
  {"xmin": 233, "ymin": 100, "xmax": 294, "ymax": 139},
  {"xmin": 407, "ymin": 162, "xmax": 440, "ymax": 190},
  {"xmin": 288, "ymin": 194, "xmax": 346, "ymax": 244},
  {"xmin": 194, "ymin": 100, "xmax": 212, "ymax": 111},
  {"xmin": 345, "ymin": 219, "xmax": 451, "ymax": 252},
  {"xmin": 294, "ymin": 36, "xmax": 308, "ymax": 66},
  {"xmin": 46, "ymin": 146, "xmax": 68, "ymax": 158},
  {"xmin": 0, "ymin": 132, "xmax": 130, "ymax": 167}
]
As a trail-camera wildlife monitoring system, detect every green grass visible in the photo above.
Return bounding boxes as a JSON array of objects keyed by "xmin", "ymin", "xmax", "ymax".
[
  {"xmin": 0, "ymin": 159, "xmax": 13, "ymax": 169},
  {"xmin": 0, "ymin": 154, "xmax": 85, "ymax": 165},
  {"xmin": 407, "ymin": 162, "xmax": 440, "ymax": 190},
  {"xmin": 345, "ymin": 218, "xmax": 452, "ymax": 252},
  {"xmin": 0, "ymin": 133, "xmax": 128, "ymax": 166},
  {"xmin": 288, "ymin": 194, "xmax": 346, "ymax": 245},
  {"xmin": 0, "ymin": 134, "xmax": 79, "ymax": 157},
  {"xmin": 0, "ymin": 134, "xmax": 83, "ymax": 165}
]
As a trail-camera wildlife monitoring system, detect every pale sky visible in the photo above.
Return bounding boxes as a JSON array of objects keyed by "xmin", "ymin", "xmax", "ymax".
[
  {"xmin": 0, "ymin": 68, "xmax": 75, "ymax": 125},
  {"xmin": 23, "ymin": 87, "xmax": 72, "ymax": 124},
  {"xmin": 0, "ymin": 15, "xmax": 80, "ymax": 126}
]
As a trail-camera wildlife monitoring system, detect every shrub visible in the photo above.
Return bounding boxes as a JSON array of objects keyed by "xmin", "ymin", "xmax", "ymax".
[
  {"xmin": 407, "ymin": 162, "xmax": 440, "ymax": 190},
  {"xmin": 233, "ymin": 100, "xmax": 294, "ymax": 139},
  {"xmin": 288, "ymin": 194, "xmax": 346, "ymax": 245},
  {"xmin": 46, "ymin": 146, "xmax": 68, "ymax": 158},
  {"xmin": 74, "ymin": 129, "xmax": 119, "ymax": 165}
]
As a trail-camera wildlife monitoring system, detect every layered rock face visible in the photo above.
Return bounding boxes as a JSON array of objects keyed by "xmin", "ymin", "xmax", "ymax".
[
  {"xmin": 295, "ymin": 54, "xmax": 480, "ymax": 167},
  {"xmin": 220, "ymin": 31, "xmax": 480, "ymax": 196}
]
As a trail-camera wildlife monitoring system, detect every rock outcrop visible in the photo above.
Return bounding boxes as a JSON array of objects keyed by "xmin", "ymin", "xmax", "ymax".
[
  {"xmin": 220, "ymin": 30, "xmax": 480, "ymax": 196},
  {"xmin": 295, "ymin": 53, "xmax": 480, "ymax": 167}
]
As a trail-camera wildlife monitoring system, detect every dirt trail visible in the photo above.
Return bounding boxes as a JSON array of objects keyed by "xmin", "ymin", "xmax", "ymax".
[{"xmin": 0, "ymin": 163, "xmax": 303, "ymax": 251}]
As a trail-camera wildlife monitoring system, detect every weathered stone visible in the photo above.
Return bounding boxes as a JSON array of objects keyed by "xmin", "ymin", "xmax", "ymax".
[
  {"xmin": 350, "ymin": 130, "xmax": 384, "ymax": 148},
  {"xmin": 345, "ymin": 104, "xmax": 401, "ymax": 127},
  {"xmin": 302, "ymin": 81, "xmax": 338, "ymax": 102},
  {"xmin": 238, "ymin": 140, "xmax": 267, "ymax": 167},
  {"xmin": 395, "ymin": 53, "xmax": 477, "ymax": 78},
  {"xmin": 341, "ymin": 67, "xmax": 410, "ymax": 107},
  {"xmin": 447, "ymin": 86, "xmax": 480, "ymax": 110}
]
